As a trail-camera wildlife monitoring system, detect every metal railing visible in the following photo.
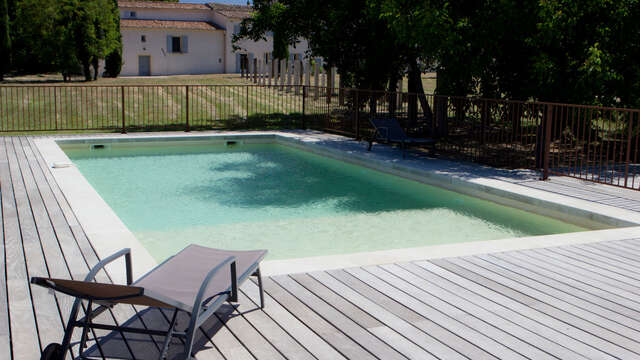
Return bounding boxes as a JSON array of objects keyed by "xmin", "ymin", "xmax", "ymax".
[{"xmin": 2, "ymin": 84, "xmax": 640, "ymax": 190}]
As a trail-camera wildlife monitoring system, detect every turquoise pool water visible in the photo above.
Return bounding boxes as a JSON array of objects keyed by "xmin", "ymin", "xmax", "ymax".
[{"xmin": 63, "ymin": 141, "xmax": 587, "ymax": 261}]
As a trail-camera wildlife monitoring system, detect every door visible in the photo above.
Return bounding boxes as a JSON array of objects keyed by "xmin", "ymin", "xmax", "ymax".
[{"xmin": 138, "ymin": 56, "xmax": 151, "ymax": 76}]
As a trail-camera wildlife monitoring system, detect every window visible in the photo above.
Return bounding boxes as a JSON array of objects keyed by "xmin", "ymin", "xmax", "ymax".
[
  {"xmin": 141, "ymin": 35, "xmax": 146, "ymax": 43},
  {"xmin": 167, "ymin": 36, "xmax": 188, "ymax": 54},
  {"xmin": 129, "ymin": 11, "xmax": 136, "ymax": 18},
  {"xmin": 233, "ymin": 24, "xmax": 241, "ymax": 35},
  {"xmin": 171, "ymin": 37, "xmax": 182, "ymax": 53}
]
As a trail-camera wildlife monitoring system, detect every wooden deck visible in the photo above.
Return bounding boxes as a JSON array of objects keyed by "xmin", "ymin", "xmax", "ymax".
[{"xmin": 3, "ymin": 135, "xmax": 640, "ymax": 359}]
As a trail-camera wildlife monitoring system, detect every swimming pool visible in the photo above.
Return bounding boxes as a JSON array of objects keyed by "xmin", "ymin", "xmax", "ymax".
[{"xmin": 62, "ymin": 139, "xmax": 588, "ymax": 261}]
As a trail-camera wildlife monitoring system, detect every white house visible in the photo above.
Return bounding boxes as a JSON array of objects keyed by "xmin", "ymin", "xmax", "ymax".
[{"xmin": 118, "ymin": 1, "xmax": 310, "ymax": 76}]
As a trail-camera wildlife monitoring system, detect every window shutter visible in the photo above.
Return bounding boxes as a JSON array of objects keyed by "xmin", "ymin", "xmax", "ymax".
[
  {"xmin": 181, "ymin": 36, "xmax": 188, "ymax": 53},
  {"xmin": 167, "ymin": 36, "xmax": 172, "ymax": 53}
]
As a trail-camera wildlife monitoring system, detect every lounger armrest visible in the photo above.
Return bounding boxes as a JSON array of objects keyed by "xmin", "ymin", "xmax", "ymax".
[
  {"xmin": 85, "ymin": 248, "xmax": 134, "ymax": 285},
  {"xmin": 30, "ymin": 277, "xmax": 144, "ymax": 302},
  {"xmin": 187, "ymin": 256, "xmax": 237, "ymax": 329},
  {"xmin": 195, "ymin": 256, "xmax": 237, "ymax": 312}
]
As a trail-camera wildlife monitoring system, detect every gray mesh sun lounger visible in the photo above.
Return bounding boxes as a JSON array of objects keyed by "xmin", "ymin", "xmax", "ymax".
[
  {"xmin": 31, "ymin": 244, "xmax": 267, "ymax": 360},
  {"xmin": 368, "ymin": 116, "xmax": 435, "ymax": 157}
]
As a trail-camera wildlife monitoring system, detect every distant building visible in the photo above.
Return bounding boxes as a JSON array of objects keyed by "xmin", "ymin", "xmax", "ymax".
[{"xmin": 118, "ymin": 1, "xmax": 310, "ymax": 76}]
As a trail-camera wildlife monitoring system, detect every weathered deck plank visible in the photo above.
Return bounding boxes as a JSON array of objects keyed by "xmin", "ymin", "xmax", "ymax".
[
  {"xmin": 0, "ymin": 141, "xmax": 13, "ymax": 360},
  {"xmin": 393, "ymin": 262, "xmax": 588, "ymax": 360},
  {"xmin": 429, "ymin": 258, "xmax": 639, "ymax": 359},
  {"xmin": 326, "ymin": 269, "xmax": 497, "ymax": 360},
  {"xmin": 305, "ymin": 271, "xmax": 461, "ymax": 360},
  {"xmin": 1, "ymin": 137, "xmax": 44, "ymax": 359},
  {"xmin": 346, "ymin": 266, "xmax": 527, "ymax": 360},
  {"xmin": 276, "ymin": 273, "xmax": 414, "ymax": 360}
]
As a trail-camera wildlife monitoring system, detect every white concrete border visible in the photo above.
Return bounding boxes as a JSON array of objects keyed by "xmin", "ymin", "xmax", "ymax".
[{"xmin": 34, "ymin": 131, "xmax": 640, "ymax": 277}]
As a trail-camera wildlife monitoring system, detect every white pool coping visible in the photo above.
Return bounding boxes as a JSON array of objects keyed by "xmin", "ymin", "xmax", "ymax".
[{"xmin": 34, "ymin": 131, "xmax": 640, "ymax": 279}]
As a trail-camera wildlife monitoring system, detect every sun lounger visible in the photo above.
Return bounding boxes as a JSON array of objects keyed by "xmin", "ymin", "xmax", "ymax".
[
  {"xmin": 368, "ymin": 116, "xmax": 435, "ymax": 157},
  {"xmin": 31, "ymin": 244, "xmax": 267, "ymax": 360}
]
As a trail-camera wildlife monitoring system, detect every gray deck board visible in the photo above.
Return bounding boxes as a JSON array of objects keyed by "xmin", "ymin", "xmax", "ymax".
[
  {"xmin": 447, "ymin": 255, "xmax": 640, "ymax": 344},
  {"xmin": 346, "ymin": 266, "xmax": 527, "ymax": 360},
  {"xmin": 394, "ymin": 262, "xmax": 589, "ymax": 359},
  {"xmin": 306, "ymin": 271, "xmax": 462, "ymax": 360},
  {"xmin": 0, "ymin": 139, "xmax": 15, "ymax": 360},
  {"xmin": 368, "ymin": 264, "xmax": 556, "ymax": 360},
  {"xmin": 1, "ymin": 137, "xmax": 48, "ymax": 359},
  {"xmin": 521, "ymin": 249, "xmax": 640, "ymax": 301},
  {"xmin": 466, "ymin": 254, "xmax": 640, "ymax": 332},
  {"xmin": 326, "ymin": 269, "xmax": 497, "ymax": 360},
  {"xmin": 263, "ymin": 276, "xmax": 377, "ymax": 360},
  {"xmin": 488, "ymin": 252, "xmax": 640, "ymax": 317},
  {"xmin": 445, "ymin": 256, "xmax": 640, "ymax": 357},
  {"xmin": 3, "ymin": 134, "xmax": 640, "ymax": 359},
  {"xmin": 429, "ymin": 258, "xmax": 639, "ymax": 359},
  {"xmin": 287, "ymin": 273, "xmax": 431, "ymax": 360}
]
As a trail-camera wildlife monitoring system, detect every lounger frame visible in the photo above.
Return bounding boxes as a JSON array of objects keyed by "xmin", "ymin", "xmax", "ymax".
[
  {"xmin": 31, "ymin": 248, "xmax": 265, "ymax": 360},
  {"xmin": 367, "ymin": 116, "xmax": 435, "ymax": 158}
]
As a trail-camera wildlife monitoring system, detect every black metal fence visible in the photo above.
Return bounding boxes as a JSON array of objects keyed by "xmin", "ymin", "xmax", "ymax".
[{"xmin": 2, "ymin": 84, "xmax": 640, "ymax": 190}]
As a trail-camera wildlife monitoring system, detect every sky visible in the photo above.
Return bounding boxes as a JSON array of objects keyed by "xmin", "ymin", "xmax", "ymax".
[{"xmin": 181, "ymin": 0, "xmax": 251, "ymax": 4}]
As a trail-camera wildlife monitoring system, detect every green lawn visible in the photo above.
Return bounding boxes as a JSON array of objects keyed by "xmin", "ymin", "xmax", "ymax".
[{"xmin": 0, "ymin": 73, "xmax": 436, "ymax": 133}]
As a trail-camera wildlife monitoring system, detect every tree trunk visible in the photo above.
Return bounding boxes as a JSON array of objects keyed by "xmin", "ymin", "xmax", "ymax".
[
  {"xmin": 82, "ymin": 58, "xmax": 91, "ymax": 82},
  {"xmin": 408, "ymin": 59, "xmax": 433, "ymax": 131},
  {"xmin": 407, "ymin": 69, "xmax": 418, "ymax": 127},
  {"xmin": 388, "ymin": 73, "xmax": 398, "ymax": 116},
  {"xmin": 369, "ymin": 91, "xmax": 377, "ymax": 116},
  {"xmin": 435, "ymin": 70, "xmax": 449, "ymax": 137},
  {"xmin": 91, "ymin": 57, "xmax": 99, "ymax": 81}
]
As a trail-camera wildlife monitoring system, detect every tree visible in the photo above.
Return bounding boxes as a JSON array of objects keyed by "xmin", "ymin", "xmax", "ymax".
[
  {"xmin": 12, "ymin": 0, "xmax": 60, "ymax": 74},
  {"xmin": 236, "ymin": 0, "xmax": 404, "ymax": 90},
  {"xmin": 532, "ymin": 0, "xmax": 640, "ymax": 107},
  {"xmin": 11, "ymin": 0, "xmax": 121, "ymax": 81},
  {"xmin": 104, "ymin": 0, "xmax": 123, "ymax": 77},
  {"xmin": 0, "ymin": 0, "xmax": 10, "ymax": 80}
]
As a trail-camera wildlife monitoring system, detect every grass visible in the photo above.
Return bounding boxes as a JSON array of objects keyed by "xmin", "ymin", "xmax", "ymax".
[
  {"xmin": 1, "ymin": 72, "xmax": 437, "ymax": 91},
  {"xmin": 0, "ymin": 73, "xmax": 437, "ymax": 133}
]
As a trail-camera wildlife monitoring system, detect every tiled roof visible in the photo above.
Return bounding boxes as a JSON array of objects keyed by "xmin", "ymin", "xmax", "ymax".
[
  {"xmin": 118, "ymin": 1, "xmax": 211, "ymax": 10},
  {"xmin": 120, "ymin": 19, "xmax": 220, "ymax": 31},
  {"xmin": 209, "ymin": 3, "xmax": 253, "ymax": 19}
]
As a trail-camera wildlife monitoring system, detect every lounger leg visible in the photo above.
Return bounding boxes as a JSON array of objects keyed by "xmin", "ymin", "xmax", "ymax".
[
  {"xmin": 79, "ymin": 300, "xmax": 93, "ymax": 351},
  {"xmin": 159, "ymin": 309, "xmax": 179, "ymax": 360},
  {"xmin": 59, "ymin": 298, "xmax": 83, "ymax": 359},
  {"xmin": 255, "ymin": 267, "xmax": 265, "ymax": 309},
  {"xmin": 183, "ymin": 318, "xmax": 197, "ymax": 360},
  {"xmin": 230, "ymin": 262, "xmax": 238, "ymax": 303}
]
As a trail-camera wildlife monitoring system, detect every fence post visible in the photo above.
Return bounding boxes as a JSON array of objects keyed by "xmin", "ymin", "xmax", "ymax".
[
  {"xmin": 246, "ymin": 86, "xmax": 249, "ymax": 126},
  {"xmin": 623, "ymin": 111, "xmax": 635, "ymax": 188},
  {"xmin": 354, "ymin": 89, "xmax": 360, "ymax": 140},
  {"xmin": 302, "ymin": 86, "xmax": 307, "ymax": 129},
  {"xmin": 120, "ymin": 86, "xmax": 126, "ymax": 134},
  {"xmin": 185, "ymin": 85, "xmax": 190, "ymax": 132},
  {"xmin": 542, "ymin": 104, "xmax": 553, "ymax": 180},
  {"xmin": 53, "ymin": 87, "xmax": 59, "ymax": 131}
]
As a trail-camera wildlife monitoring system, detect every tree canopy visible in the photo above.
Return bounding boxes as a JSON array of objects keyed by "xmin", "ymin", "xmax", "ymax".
[
  {"xmin": 237, "ymin": 0, "xmax": 640, "ymax": 107},
  {"xmin": 0, "ymin": 0, "xmax": 10, "ymax": 81},
  {"xmin": 1, "ymin": 0, "xmax": 122, "ymax": 81}
]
